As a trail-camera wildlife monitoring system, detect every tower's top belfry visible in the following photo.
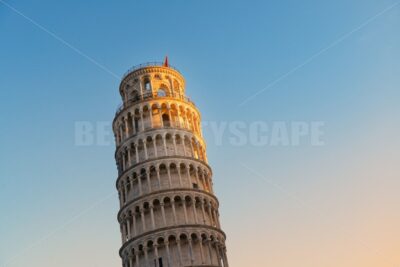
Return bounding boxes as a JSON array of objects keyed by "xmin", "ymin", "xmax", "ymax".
[
  {"xmin": 112, "ymin": 60, "xmax": 229, "ymax": 267},
  {"xmin": 119, "ymin": 61, "xmax": 186, "ymax": 105}
]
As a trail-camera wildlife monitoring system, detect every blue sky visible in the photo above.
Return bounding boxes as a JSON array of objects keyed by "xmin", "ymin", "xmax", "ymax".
[{"xmin": 1, "ymin": 1, "xmax": 399, "ymax": 266}]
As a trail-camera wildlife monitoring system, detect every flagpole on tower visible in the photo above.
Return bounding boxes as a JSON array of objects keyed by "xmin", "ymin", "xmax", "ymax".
[{"xmin": 163, "ymin": 56, "xmax": 169, "ymax": 67}]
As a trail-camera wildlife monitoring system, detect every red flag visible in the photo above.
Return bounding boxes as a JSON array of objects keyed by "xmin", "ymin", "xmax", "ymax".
[{"xmin": 163, "ymin": 56, "xmax": 169, "ymax": 67}]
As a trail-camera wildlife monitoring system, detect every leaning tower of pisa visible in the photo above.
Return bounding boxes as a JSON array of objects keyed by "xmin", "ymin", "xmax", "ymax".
[{"xmin": 112, "ymin": 60, "xmax": 229, "ymax": 267}]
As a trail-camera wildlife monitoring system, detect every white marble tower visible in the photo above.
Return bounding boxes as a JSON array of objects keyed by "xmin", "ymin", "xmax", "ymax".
[{"xmin": 113, "ymin": 60, "xmax": 229, "ymax": 267}]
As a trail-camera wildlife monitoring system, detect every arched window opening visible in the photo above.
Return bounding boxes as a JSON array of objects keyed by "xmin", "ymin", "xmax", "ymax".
[
  {"xmin": 144, "ymin": 79, "xmax": 151, "ymax": 91},
  {"xmin": 134, "ymin": 117, "xmax": 139, "ymax": 132},
  {"xmin": 162, "ymin": 114, "xmax": 170, "ymax": 127},
  {"xmin": 173, "ymin": 80, "xmax": 180, "ymax": 91},
  {"xmin": 157, "ymin": 88, "xmax": 167, "ymax": 97},
  {"xmin": 131, "ymin": 90, "xmax": 140, "ymax": 101}
]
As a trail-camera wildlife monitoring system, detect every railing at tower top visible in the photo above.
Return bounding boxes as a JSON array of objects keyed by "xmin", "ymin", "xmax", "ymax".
[
  {"xmin": 115, "ymin": 92, "xmax": 195, "ymax": 115},
  {"xmin": 121, "ymin": 62, "xmax": 181, "ymax": 81}
]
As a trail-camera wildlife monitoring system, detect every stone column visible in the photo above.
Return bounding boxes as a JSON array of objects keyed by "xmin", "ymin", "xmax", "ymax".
[
  {"xmin": 189, "ymin": 140, "xmax": 194, "ymax": 157},
  {"xmin": 149, "ymin": 107, "xmax": 153, "ymax": 128},
  {"xmin": 121, "ymin": 184, "xmax": 126, "ymax": 205},
  {"xmin": 208, "ymin": 176, "xmax": 214, "ymax": 193},
  {"xmin": 186, "ymin": 167, "xmax": 192, "ymax": 186},
  {"xmin": 159, "ymin": 108, "xmax": 164, "ymax": 127},
  {"xmin": 140, "ymin": 208, "xmax": 146, "ymax": 232},
  {"xmin": 154, "ymin": 244, "xmax": 159, "ymax": 267},
  {"xmin": 144, "ymin": 247, "xmax": 149, "ymax": 267},
  {"xmin": 140, "ymin": 111, "xmax": 144, "ymax": 131},
  {"xmin": 124, "ymin": 118, "xmax": 129, "ymax": 138},
  {"xmin": 172, "ymin": 136, "xmax": 177, "ymax": 154},
  {"xmin": 177, "ymin": 165, "xmax": 183, "ymax": 186},
  {"xmin": 222, "ymin": 246, "xmax": 229, "ymax": 267},
  {"xmin": 195, "ymin": 168, "xmax": 200, "ymax": 188},
  {"xmin": 201, "ymin": 201, "xmax": 206, "ymax": 224},
  {"xmin": 182, "ymin": 200, "xmax": 188, "ymax": 224},
  {"xmin": 138, "ymin": 176, "xmax": 143, "ymax": 196},
  {"xmin": 143, "ymin": 141, "xmax": 148, "ymax": 160},
  {"xmin": 176, "ymin": 111, "xmax": 182, "ymax": 128},
  {"xmin": 207, "ymin": 204, "xmax": 213, "ymax": 226},
  {"xmin": 193, "ymin": 201, "xmax": 199, "ymax": 223},
  {"xmin": 146, "ymin": 169, "xmax": 152, "ymax": 193},
  {"xmin": 215, "ymin": 243, "xmax": 222, "ymax": 266},
  {"xmin": 119, "ymin": 126, "xmax": 124, "ymax": 143},
  {"xmin": 205, "ymin": 175, "xmax": 211, "ymax": 193},
  {"xmin": 131, "ymin": 115, "xmax": 136, "ymax": 135},
  {"xmin": 129, "ymin": 255, "xmax": 133, "ymax": 267},
  {"xmin": 132, "ymin": 213, "xmax": 137, "ymax": 236},
  {"xmin": 149, "ymin": 79, "xmax": 153, "ymax": 95},
  {"xmin": 127, "ymin": 147, "xmax": 131, "ymax": 167},
  {"xmin": 188, "ymin": 238, "xmax": 194, "ymax": 265},
  {"xmin": 156, "ymin": 167, "xmax": 161, "ymax": 189},
  {"xmin": 153, "ymin": 139, "xmax": 158, "ymax": 158},
  {"xmin": 129, "ymin": 176, "xmax": 134, "ymax": 193},
  {"xmin": 204, "ymin": 149, "xmax": 208, "ymax": 163},
  {"xmin": 161, "ymin": 202, "xmax": 167, "ymax": 226},
  {"xmin": 135, "ymin": 253, "xmax": 140, "ymax": 267},
  {"xmin": 167, "ymin": 167, "xmax": 172, "ymax": 188},
  {"xmin": 118, "ymin": 188, "xmax": 123, "ymax": 206},
  {"xmin": 216, "ymin": 210, "xmax": 221, "ymax": 228},
  {"xmin": 126, "ymin": 218, "xmax": 131, "ymax": 240},
  {"xmin": 121, "ymin": 224, "xmax": 126, "ymax": 243},
  {"xmin": 165, "ymin": 240, "xmax": 172, "ymax": 267},
  {"xmin": 177, "ymin": 239, "xmax": 183, "ymax": 267},
  {"xmin": 122, "ymin": 152, "xmax": 126, "ymax": 171},
  {"xmin": 182, "ymin": 138, "xmax": 187, "ymax": 156},
  {"xmin": 199, "ymin": 239, "xmax": 205, "ymax": 264},
  {"xmin": 163, "ymin": 137, "xmax": 168, "ymax": 156},
  {"xmin": 134, "ymin": 144, "xmax": 139, "ymax": 163},
  {"xmin": 207, "ymin": 239, "xmax": 214, "ymax": 265},
  {"xmin": 171, "ymin": 200, "xmax": 177, "ymax": 224},
  {"xmin": 197, "ymin": 142, "xmax": 202, "ymax": 160},
  {"xmin": 150, "ymin": 204, "xmax": 156, "ymax": 229},
  {"xmin": 124, "ymin": 184, "xmax": 128, "ymax": 203},
  {"xmin": 180, "ymin": 113, "xmax": 186, "ymax": 129},
  {"xmin": 116, "ymin": 132, "xmax": 120, "ymax": 146},
  {"xmin": 167, "ymin": 108, "xmax": 172, "ymax": 127},
  {"xmin": 139, "ymin": 79, "xmax": 144, "ymax": 97},
  {"xmin": 212, "ymin": 208, "xmax": 218, "ymax": 227}
]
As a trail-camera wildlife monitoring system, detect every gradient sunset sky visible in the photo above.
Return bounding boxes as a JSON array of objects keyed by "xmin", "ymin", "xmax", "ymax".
[{"xmin": 1, "ymin": 0, "xmax": 399, "ymax": 266}]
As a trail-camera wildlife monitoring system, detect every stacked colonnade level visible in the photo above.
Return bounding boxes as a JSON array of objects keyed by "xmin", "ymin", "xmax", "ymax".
[{"xmin": 113, "ymin": 62, "xmax": 229, "ymax": 267}]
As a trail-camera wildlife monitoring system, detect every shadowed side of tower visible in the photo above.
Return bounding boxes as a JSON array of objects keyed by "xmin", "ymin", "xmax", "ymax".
[{"xmin": 112, "ymin": 61, "xmax": 229, "ymax": 267}]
